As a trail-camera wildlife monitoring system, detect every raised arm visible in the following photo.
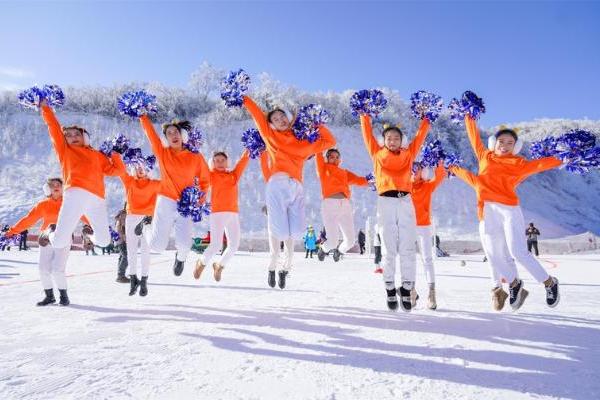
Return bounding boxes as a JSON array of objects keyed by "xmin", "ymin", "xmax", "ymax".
[
  {"xmin": 243, "ymin": 96, "xmax": 272, "ymax": 140},
  {"xmin": 41, "ymin": 104, "xmax": 67, "ymax": 158},
  {"xmin": 139, "ymin": 115, "xmax": 165, "ymax": 158},
  {"xmin": 101, "ymin": 153, "xmax": 126, "ymax": 177},
  {"xmin": 465, "ymin": 115, "xmax": 487, "ymax": 161},
  {"xmin": 232, "ymin": 150, "xmax": 250, "ymax": 180},
  {"xmin": 449, "ymin": 166, "xmax": 477, "ymax": 189},
  {"xmin": 346, "ymin": 170, "xmax": 368, "ymax": 187},
  {"xmin": 296, "ymin": 124, "xmax": 337, "ymax": 158},
  {"xmin": 431, "ymin": 162, "xmax": 447, "ymax": 190},
  {"xmin": 315, "ymin": 152, "xmax": 326, "ymax": 178},
  {"xmin": 360, "ymin": 114, "xmax": 381, "ymax": 157},
  {"xmin": 407, "ymin": 119, "xmax": 431, "ymax": 158},
  {"xmin": 259, "ymin": 151, "xmax": 272, "ymax": 181},
  {"xmin": 8, "ymin": 204, "xmax": 43, "ymax": 235},
  {"xmin": 521, "ymin": 156, "xmax": 562, "ymax": 179}
]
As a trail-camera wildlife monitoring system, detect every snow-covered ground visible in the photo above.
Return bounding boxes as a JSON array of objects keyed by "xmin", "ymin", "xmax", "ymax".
[{"xmin": 1, "ymin": 250, "xmax": 599, "ymax": 400}]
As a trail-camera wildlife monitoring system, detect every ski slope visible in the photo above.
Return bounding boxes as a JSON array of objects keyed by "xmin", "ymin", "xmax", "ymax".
[{"xmin": 1, "ymin": 250, "xmax": 599, "ymax": 399}]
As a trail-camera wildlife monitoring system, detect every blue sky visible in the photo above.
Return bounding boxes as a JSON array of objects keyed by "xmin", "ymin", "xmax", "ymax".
[{"xmin": 1, "ymin": 0, "xmax": 599, "ymax": 126}]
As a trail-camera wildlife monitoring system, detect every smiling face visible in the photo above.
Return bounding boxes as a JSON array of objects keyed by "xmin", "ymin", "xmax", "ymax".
[
  {"xmin": 326, "ymin": 150, "xmax": 341, "ymax": 166},
  {"xmin": 48, "ymin": 179, "xmax": 63, "ymax": 198},
  {"xmin": 383, "ymin": 129, "xmax": 403, "ymax": 152},
  {"xmin": 212, "ymin": 154, "xmax": 228, "ymax": 171},
  {"xmin": 63, "ymin": 128, "xmax": 85, "ymax": 146},
  {"xmin": 494, "ymin": 133, "xmax": 516, "ymax": 156},
  {"xmin": 268, "ymin": 110, "xmax": 291, "ymax": 131},
  {"xmin": 165, "ymin": 125, "xmax": 183, "ymax": 149}
]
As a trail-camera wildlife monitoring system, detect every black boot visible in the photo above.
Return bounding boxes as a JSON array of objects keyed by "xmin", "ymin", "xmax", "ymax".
[
  {"xmin": 37, "ymin": 289, "xmax": 56, "ymax": 306},
  {"xmin": 134, "ymin": 216, "xmax": 152, "ymax": 236},
  {"xmin": 317, "ymin": 247, "xmax": 327, "ymax": 261},
  {"xmin": 173, "ymin": 255, "xmax": 184, "ymax": 276},
  {"xmin": 332, "ymin": 249, "xmax": 341, "ymax": 262},
  {"xmin": 278, "ymin": 270, "xmax": 289, "ymax": 289},
  {"xmin": 398, "ymin": 282, "xmax": 413, "ymax": 312},
  {"xmin": 385, "ymin": 283, "xmax": 398, "ymax": 311},
  {"xmin": 139, "ymin": 276, "xmax": 148, "ymax": 297},
  {"xmin": 268, "ymin": 270, "xmax": 276, "ymax": 288},
  {"xmin": 129, "ymin": 275, "xmax": 140, "ymax": 296},
  {"xmin": 58, "ymin": 289, "xmax": 70, "ymax": 306}
]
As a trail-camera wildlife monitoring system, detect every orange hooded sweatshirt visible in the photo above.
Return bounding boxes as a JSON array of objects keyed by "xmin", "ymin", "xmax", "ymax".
[
  {"xmin": 139, "ymin": 115, "xmax": 210, "ymax": 201},
  {"xmin": 113, "ymin": 155, "xmax": 161, "ymax": 216},
  {"xmin": 41, "ymin": 105, "xmax": 121, "ymax": 199},
  {"xmin": 315, "ymin": 153, "xmax": 368, "ymax": 199},
  {"xmin": 411, "ymin": 163, "xmax": 446, "ymax": 226},
  {"xmin": 9, "ymin": 196, "xmax": 88, "ymax": 234},
  {"xmin": 243, "ymin": 96, "xmax": 336, "ymax": 183},
  {"xmin": 360, "ymin": 114, "xmax": 431, "ymax": 194},
  {"xmin": 209, "ymin": 150, "xmax": 250, "ymax": 213}
]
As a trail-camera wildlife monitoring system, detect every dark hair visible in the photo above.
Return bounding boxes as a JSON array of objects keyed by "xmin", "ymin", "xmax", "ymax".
[
  {"xmin": 213, "ymin": 151, "xmax": 228, "ymax": 159},
  {"xmin": 382, "ymin": 126, "xmax": 403, "ymax": 138},
  {"xmin": 267, "ymin": 108, "xmax": 287, "ymax": 123},
  {"xmin": 62, "ymin": 125, "xmax": 88, "ymax": 135},
  {"xmin": 162, "ymin": 120, "xmax": 192, "ymax": 136},
  {"xmin": 47, "ymin": 177, "xmax": 63, "ymax": 186},
  {"xmin": 325, "ymin": 148, "xmax": 340, "ymax": 158},
  {"xmin": 495, "ymin": 128, "xmax": 518, "ymax": 141}
]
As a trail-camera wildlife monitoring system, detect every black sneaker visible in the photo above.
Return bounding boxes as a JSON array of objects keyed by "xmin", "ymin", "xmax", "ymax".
[
  {"xmin": 173, "ymin": 257, "xmax": 185, "ymax": 276},
  {"xmin": 385, "ymin": 283, "xmax": 398, "ymax": 311},
  {"xmin": 332, "ymin": 249, "xmax": 341, "ymax": 262},
  {"xmin": 58, "ymin": 289, "xmax": 70, "ymax": 306},
  {"xmin": 139, "ymin": 276, "xmax": 148, "ymax": 297},
  {"xmin": 278, "ymin": 270, "xmax": 289, "ymax": 289},
  {"xmin": 134, "ymin": 216, "xmax": 152, "ymax": 236},
  {"xmin": 317, "ymin": 247, "xmax": 326, "ymax": 262},
  {"xmin": 509, "ymin": 279, "xmax": 529, "ymax": 311},
  {"xmin": 129, "ymin": 275, "xmax": 140, "ymax": 296},
  {"xmin": 36, "ymin": 289, "xmax": 56, "ymax": 306},
  {"xmin": 268, "ymin": 270, "xmax": 276, "ymax": 288},
  {"xmin": 545, "ymin": 276, "xmax": 560, "ymax": 308},
  {"xmin": 398, "ymin": 282, "xmax": 413, "ymax": 312}
]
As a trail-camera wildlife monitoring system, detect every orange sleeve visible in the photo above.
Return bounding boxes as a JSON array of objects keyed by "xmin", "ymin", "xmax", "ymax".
[
  {"xmin": 465, "ymin": 115, "xmax": 487, "ymax": 161},
  {"xmin": 259, "ymin": 152, "xmax": 272, "ymax": 181},
  {"xmin": 232, "ymin": 150, "xmax": 250, "ymax": 180},
  {"xmin": 197, "ymin": 154, "xmax": 211, "ymax": 193},
  {"xmin": 243, "ymin": 96, "xmax": 272, "ymax": 141},
  {"xmin": 8, "ymin": 203, "xmax": 43, "ymax": 234},
  {"xmin": 100, "ymin": 152, "xmax": 124, "ymax": 177},
  {"xmin": 408, "ymin": 119, "xmax": 431, "ymax": 158},
  {"xmin": 360, "ymin": 114, "xmax": 381, "ymax": 157},
  {"xmin": 295, "ymin": 124, "xmax": 337, "ymax": 158},
  {"xmin": 139, "ymin": 115, "xmax": 164, "ymax": 159},
  {"xmin": 315, "ymin": 152, "xmax": 326, "ymax": 178},
  {"xmin": 347, "ymin": 170, "xmax": 368, "ymax": 186},
  {"xmin": 111, "ymin": 153, "xmax": 129, "ymax": 177},
  {"xmin": 432, "ymin": 162, "xmax": 447, "ymax": 190},
  {"xmin": 450, "ymin": 166, "xmax": 477, "ymax": 188},
  {"xmin": 41, "ymin": 105, "xmax": 67, "ymax": 159},
  {"xmin": 520, "ymin": 156, "xmax": 562, "ymax": 178}
]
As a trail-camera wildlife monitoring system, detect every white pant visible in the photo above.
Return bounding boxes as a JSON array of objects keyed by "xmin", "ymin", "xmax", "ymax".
[
  {"xmin": 201, "ymin": 212, "xmax": 241, "ymax": 267},
  {"xmin": 416, "ymin": 225, "xmax": 435, "ymax": 284},
  {"xmin": 266, "ymin": 174, "xmax": 305, "ymax": 241},
  {"xmin": 320, "ymin": 198, "xmax": 356, "ymax": 254},
  {"xmin": 377, "ymin": 195, "xmax": 417, "ymax": 285},
  {"xmin": 144, "ymin": 195, "xmax": 193, "ymax": 262},
  {"xmin": 268, "ymin": 230, "xmax": 293, "ymax": 272},
  {"xmin": 39, "ymin": 245, "xmax": 70, "ymax": 290},
  {"xmin": 480, "ymin": 202, "xmax": 549, "ymax": 284},
  {"xmin": 126, "ymin": 214, "xmax": 151, "ymax": 277},
  {"xmin": 51, "ymin": 187, "xmax": 110, "ymax": 249}
]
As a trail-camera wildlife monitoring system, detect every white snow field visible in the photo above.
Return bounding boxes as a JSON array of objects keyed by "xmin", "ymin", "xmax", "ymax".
[{"xmin": 1, "ymin": 250, "xmax": 599, "ymax": 400}]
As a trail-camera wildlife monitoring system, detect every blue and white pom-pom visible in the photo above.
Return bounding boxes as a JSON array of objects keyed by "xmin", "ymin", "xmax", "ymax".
[
  {"xmin": 530, "ymin": 129, "xmax": 600, "ymax": 174},
  {"xmin": 0, "ymin": 232, "xmax": 22, "ymax": 248},
  {"xmin": 183, "ymin": 127, "xmax": 204, "ymax": 154},
  {"xmin": 145, "ymin": 155, "xmax": 157, "ymax": 170},
  {"xmin": 99, "ymin": 134, "xmax": 130, "ymax": 157},
  {"xmin": 18, "ymin": 84, "xmax": 65, "ymax": 110},
  {"xmin": 448, "ymin": 90, "xmax": 486, "ymax": 123},
  {"xmin": 365, "ymin": 172, "xmax": 376, "ymax": 191},
  {"xmin": 241, "ymin": 128, "xmax": 266, "ymax": 159},
  {"xmin": 177, "ymin": 186, "xmax": 211, "ymax": 222},
  {"xmin": 117, "ymin": 90, "xmax": 158, "ymax": 118},
  {"xmin": 123, "ymin": 148, "xmax": 156, "ymax": 171},
  {"xmin": 292, "ymin": 104, "xmax": 330, "ymax": 143},
  {"xmin": 220, "ymin": 69, "xmax": 250, "ymax": 108},
  {"xmin": 109, "ymin": 226, "xmax": 120, "ymax": 243},
  {"xmin": 99, "ymin": 140, "xmax": 114, "ymax": 157},
  {"xmin": 420, "ymin": 139, "xmax": 446, "ymax": 167},
  {"xmin": 350, "ymin": 89, "xmax": 388, "ymax": 117},
  {"xmin": 529, "ymin": 137, "xmax": 558, "ymax": 159},
  {"xmin": 443, "ymin": 153, "xmax": 463, "ymax": 175},
  {"xmin": 410, "ymin": 91, "xmax": 443, "ymax": 122}
]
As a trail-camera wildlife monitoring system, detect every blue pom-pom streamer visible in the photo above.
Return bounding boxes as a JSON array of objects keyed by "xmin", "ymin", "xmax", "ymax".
[
  {"xmin": 111, "ymin": 134, "xmax": 130, "ymax": 154},
  {"xmin": 145, "ymin": 155, "xmax": 157, "ymax": 170},
  {"xmin": 220, "ymin": 69, "xmax": 250, "ymax": 108},
  {"xmin": 123, "ymin": 147, "xmax": 156, "ymax": 171},
  {"xmin": 365, "ymin": 172, "xmax": 376, "ymax": 191},
  {"xmin": 99, "ymin": 140, "xmax": 113, "ymax": 157},
  {"xmin": 350, "ymin": 89, "xmax": 388, "ymax": 117},
  {"xmin": 447, "ymin": 90, "xmax": 486, "ymax": 124},
  {"xmin": 529, "ymin": 137, "xmax": 558, "ymax": 159},
  {"xmin": 443, "ymin": 153, "xmax": 463, "ymax": 174},
  {"xmin": 410, "ymin": 91, "xmax": 443, "ymax": 122},
  {"xmin": 292, "ymin": 104, "xmax": 330, "ymax": 143},
  {"xmin": 530, "ymin": 129, "xmax": 600, "ymax": 174},
  {"xmin": 17, "ymin": 84, "xmax": 65, "ymax": 110},
  {"xmin": 241, "ymin": 128, "xmax": 266, "ymax": 159},
  {"xmin": 117, "ymin": 90, "xmax": 158, "ymax": 118},
  {"xmin": 0, "ymin": 232, "xmax": 22, "ymax": 248},
  {"xmin": 183, "ymin": 127, "xmax": 204, "ymax": 154},
  {"xmin": 109, "ymin": 226, "xmax": 120, "ymax": 242},
  {"xmin": 177, "ymin": 186, "xmax": 211, "ymax": 222},
  {"xmin": 419, "ymin": 139, "xmax": 446, "ymax": 168}
]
